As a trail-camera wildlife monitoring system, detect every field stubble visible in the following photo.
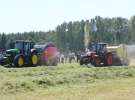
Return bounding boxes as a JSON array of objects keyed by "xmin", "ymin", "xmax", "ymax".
[{"xmin": 0, "ymin": 63, "xmax": 135, "ymax": 100}]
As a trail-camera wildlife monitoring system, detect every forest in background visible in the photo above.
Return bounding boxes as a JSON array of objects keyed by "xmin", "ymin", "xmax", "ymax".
[{"xmin": 0, "ymin": 16, "xmax": 135, "ymax": 52}]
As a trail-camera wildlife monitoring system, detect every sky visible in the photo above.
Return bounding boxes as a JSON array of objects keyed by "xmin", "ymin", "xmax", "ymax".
[{"xmin": 0, "ymin": 0, "xmax": 134, "ymax": 33}]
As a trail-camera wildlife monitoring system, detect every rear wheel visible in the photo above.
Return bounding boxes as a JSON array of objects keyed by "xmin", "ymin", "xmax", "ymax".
[
  {"xmin": 106, "ymin": 53, "xmax": 113, "ymax": 66},
  {"xmin": 45, "ymin": 59, "xmax": 53, "ymax": 66},
  {"xmin": 53, "ymin": 61, "xmax": 58, "ymax": 66},
  {"xmin": 94, "ymin": 56, "xmax": 101, "ymax": 67},
  {"xmin": 46, "ymin": 59, "xmax": 58, "ymax": 66},
  {"xmin": 52, "ymin": 59, "xmax": 58, "ymax": 66},
  {"xmin": 14, "ymin": 55, "xmax": 25, "ymax": 67},
  {"xmin": 31, "ymin": 52, "xmax": 38, "ymax": 66}
]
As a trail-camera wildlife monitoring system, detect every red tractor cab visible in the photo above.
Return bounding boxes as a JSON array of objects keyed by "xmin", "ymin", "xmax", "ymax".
[
  {"xmin": 80, "ymin": 42, "xmax": 113, "ymax": 66},
  {"xmin": 35, "ymin": 43, "xmax": 59, "ymax": 66}
]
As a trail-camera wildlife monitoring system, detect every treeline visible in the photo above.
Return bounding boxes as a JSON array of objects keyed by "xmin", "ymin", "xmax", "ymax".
[
  {"xmin": 0, "ymin": 31, "xmax": 57, "ymax": 49},
  {"xmin": 0, "ymin": 16, "xmax": 135, "ymax": 52}
]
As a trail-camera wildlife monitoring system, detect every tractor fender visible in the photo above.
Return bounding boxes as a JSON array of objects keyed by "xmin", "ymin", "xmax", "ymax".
[{"xmin": 31, "ymin": 49, "xmax": 37, "ymax": 54}]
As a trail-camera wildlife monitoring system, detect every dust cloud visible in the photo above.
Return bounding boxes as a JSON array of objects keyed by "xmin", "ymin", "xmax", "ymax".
[{"xmin": 127, "ymin": 45, "xmax": 135, "ymax": 65}]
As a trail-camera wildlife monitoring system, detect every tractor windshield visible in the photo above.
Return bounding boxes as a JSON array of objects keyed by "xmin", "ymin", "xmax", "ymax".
[
  {"xmin": 90, "ymin": 43, "xmax": 107, "ymax": 53},
  {"xmin": 91, "ymin": 44, "xmax": 96, "ymax": 51},
  {"xmin": 24, "ymin": 42, "xmax": 30, "ymax": 51}
]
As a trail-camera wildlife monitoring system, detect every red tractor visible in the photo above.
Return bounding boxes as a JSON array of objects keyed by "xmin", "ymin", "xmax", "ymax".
[{"xmin": 80, "ymin": 42, "xmax": 113, "ymax": 66}]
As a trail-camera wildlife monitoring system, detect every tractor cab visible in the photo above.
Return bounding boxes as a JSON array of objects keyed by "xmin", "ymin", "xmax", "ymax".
[
  {"xmin": 14, "ymin": 40, "xmax": 35, "ymax": 55},
  {"xmin": 90, "ymin": 42, "xmax": 108, "ymax": 55}
]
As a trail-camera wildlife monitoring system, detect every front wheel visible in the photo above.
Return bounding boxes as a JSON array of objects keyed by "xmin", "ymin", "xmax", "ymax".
[
  {"xmin": 80, "ymin": 57, "xmax": 84, "ymax": 65},
  {"xmin": 14, "ymin": 55, "xmax": 25, "ymax": 67}
]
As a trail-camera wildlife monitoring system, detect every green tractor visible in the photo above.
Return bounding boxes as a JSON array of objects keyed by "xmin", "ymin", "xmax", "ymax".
[{"xmin": 0, "ymin": 40, "xmax": 38, "ymax": 67}]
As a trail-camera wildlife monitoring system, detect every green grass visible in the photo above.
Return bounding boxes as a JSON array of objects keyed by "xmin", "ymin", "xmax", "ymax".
[{"xmin": 0, "ymin": 63, "xmax": 135, "ymax": 100}]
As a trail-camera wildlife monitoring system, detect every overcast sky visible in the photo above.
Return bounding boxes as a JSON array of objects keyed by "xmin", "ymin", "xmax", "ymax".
[{"xmin": 0, "ymin": 0, "xmax": 134, "ymax": 33}]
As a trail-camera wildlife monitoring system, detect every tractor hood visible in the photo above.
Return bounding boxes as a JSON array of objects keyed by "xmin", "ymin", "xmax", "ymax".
[
  {"xmin": 80, "ymin": 51, "xmax": 96, "ymax": 57},
  {"xmin": 0, "ymin": 49, "xmax": 19, "ymax": 66},
  {"xmin": 6, "ymin": 49, "xmax": 20, "ymax": 54}
]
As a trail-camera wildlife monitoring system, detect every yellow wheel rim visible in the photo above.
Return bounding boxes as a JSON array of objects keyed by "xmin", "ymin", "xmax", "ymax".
[
  {"xmin": 18, "ymin": 57, "xmax": 24, "ymax": 66},
  {"xmin": 32, "ymin": 54, "xmax": 38, "ymax": 65}
]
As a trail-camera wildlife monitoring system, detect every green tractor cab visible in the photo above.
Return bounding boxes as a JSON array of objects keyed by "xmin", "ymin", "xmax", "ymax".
[{"xmin": 0, "ymin": 40, "xmax": 38, "ymax": 67}]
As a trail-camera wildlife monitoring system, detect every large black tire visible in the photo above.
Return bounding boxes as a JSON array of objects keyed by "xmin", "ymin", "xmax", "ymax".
[
  {"xmin": 13, "ymin": 55, "xmax": 25, "ymax": 67},
  {"xmin": 45, "ymin": 58, "xmax": 58, "ymax": 66},
  {"xmin": 80, "ymin": 57, "xmax": 84, "ymax": 65},
  {"xmin": 31, "ymin": 52, "xmax": 38, "ymax": 66},
  {"xmin": 53, "ymin": 62, "xmax": 58, "ymax": 66},
  {"xmin": 52, "ymin": 59, "xmax": 58, "ymax": 66},
  {"xmin": 112, "ymin": 54, "xmax": 122, "ymax": 66},
  {"xmin": 45, "ymin": 59, "xmax": 53, "ymax": 66}
]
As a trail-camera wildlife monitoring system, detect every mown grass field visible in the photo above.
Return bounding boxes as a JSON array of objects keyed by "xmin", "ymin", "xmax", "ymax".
[{"xmin": 0, "ymin": 63, "xmax": 135, "ymax": 100}]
